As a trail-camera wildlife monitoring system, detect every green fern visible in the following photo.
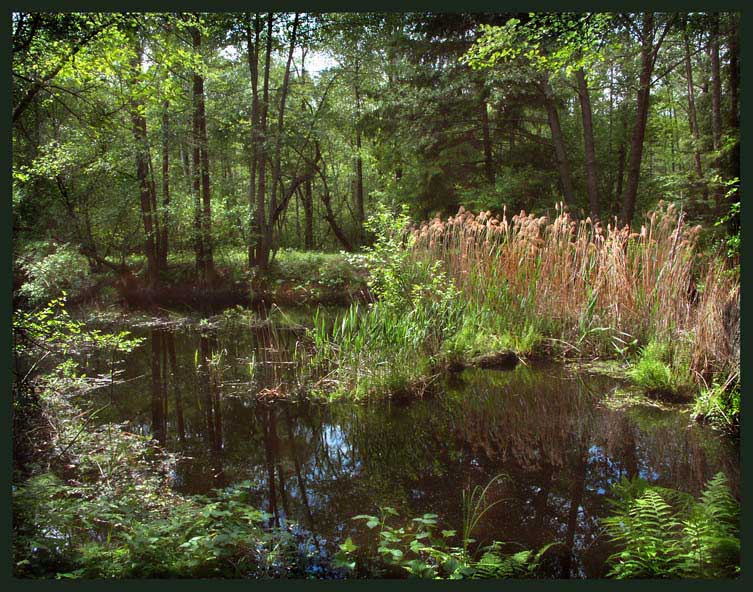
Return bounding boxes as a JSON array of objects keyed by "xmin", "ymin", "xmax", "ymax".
[{"xmin": 603, "ymin": 472, "xmax": 739, "ymax": 579}]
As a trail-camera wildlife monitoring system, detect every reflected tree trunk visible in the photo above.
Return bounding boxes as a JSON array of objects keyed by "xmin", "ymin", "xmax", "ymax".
[
  {"xmin": 562, "ymin": 448, "xmax": 587, "ymax": 578},
  {"xmin": 199, "ymin": 332, "xmax": 224, "ymax": 485},
  {"xmin": 261, "ymin": 405, "xmax": 280, "ymax": 527},
  {"xmin": 165, "ymin": 330, "xmax": 185, "ymax": 444},
  {"xmin": 285, "ymin": 408, "xmax": 316, "ymax": 534},
  {"xmin": 150, "ymin": 329, "xmax": 166, "ymax": 444}
]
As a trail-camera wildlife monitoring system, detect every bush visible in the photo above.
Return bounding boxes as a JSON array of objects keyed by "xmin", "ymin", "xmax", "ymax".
[
  {"xmin": 270, "ymin": 249, "xmax": 365, "ymax": 291},
  {"xmin": 17, "ymin": 242, "xmax": 94, "ymax": 304}
]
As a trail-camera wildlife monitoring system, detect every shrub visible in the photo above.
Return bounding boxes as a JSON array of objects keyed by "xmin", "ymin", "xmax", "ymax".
[{"xmin": 18, "ymin": 242, "xmax": 94, "ymax": 304}]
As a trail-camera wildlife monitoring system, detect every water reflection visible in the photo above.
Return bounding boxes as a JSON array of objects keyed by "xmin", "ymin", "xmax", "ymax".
[{"xmin": 86, "ymin": 318, "xmax": 738, "ymax": 578}]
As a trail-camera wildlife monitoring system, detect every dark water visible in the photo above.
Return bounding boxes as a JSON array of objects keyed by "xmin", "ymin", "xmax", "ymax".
[{"xmin": 80, "ymin": 308, "xmax": 739, "ymax": 578}]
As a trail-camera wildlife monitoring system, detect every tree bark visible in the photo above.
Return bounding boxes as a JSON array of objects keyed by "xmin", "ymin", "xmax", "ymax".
[
  {"xmin": 128, "ymin": 35, "xmax": 160, "ymax": 285},
  {"xmin": 253, "ymin": 13, "xmax": 273, "ymax": 268},
  {"xmin": 575, "ymin": 68, "xmax": 601, "ymax": 220},
  {"xmin": 683, "ymin": 26, "xmax": 704, "ymax": 186},
  {"xmin": 317, "ymin": 165, "xmax": 353, "ymax": 252},
  {"xmin": 191, "ymin": 21, "xmax": 214, "ymax": 282},
  {"xmin": 303, "ymin": 177, "xmax": 314, "ymax": 249},
  {"xmin": 479, "ymin": 81, "xmax": 494, "ymax": 185},
  {"xmin": 354, "ymin": 59, "xmax": 365, "ymax": 244},
  {"xmin": 620, "ymin": 12, "xmax": 663, "ymax": 227},
  {"xmin": 160, "ymin": 100, "xmax": 170, "ymax": 270},
  {"xmin": 262, "ymin": 13, "xmax": 299, "ymax": 269},
  {"xmin": 709, "ymin": 13, "xmax": 724, "ymax": 211},
  {"xmin": 542, "ymin": 80, "xmax": 575, "ymax": 208},
  {"xmin": 245, "ymin": 13, "xmax": 261, "ymax": 268},
  {"xmin": 726, "ymin": 13, "xmax": 740, "ymax": 237}
]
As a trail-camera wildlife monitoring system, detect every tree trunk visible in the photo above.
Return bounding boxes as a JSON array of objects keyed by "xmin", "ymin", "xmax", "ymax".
[
  {"xmin": 303, "ymin": 176, "xmax": 314, "ymax": 249},
  {"xmin": 254, "ymin": 13, "xmax": 273, "ymax": 268},
  {"xmin": 321, "ymin": 189, "xmax": 354, "ymax": 252},
  {"xmin": 575, "ymin": 68, "xmax": 601, "ymax": 220},
  {"xmin": 709, "ymin": 13, "xmax": 724, "ymax": 211},
  {"xmin": 191, "ymin": 21, "xmax": 214, "ymax": 282},
  {"xmin": 620, "ymin": 13, "xmax": 657, "ymax": 227},
  {"xmin": 480, "ymin": 93, "xmax": 494, "ymax": 184},
  {"xmin": 191, "ymin": 96, "xmax": 205, "ymax": 277},
  {"xmin": 683, "ymin": 26, "xmax": 704, "ymax": 187},
  {"xmin": 128, "ymin": 35, "xmax": 160, "ymax": 285},
  {"xmin": 354, "ymin": 61, "xmax": 365, "ymax": 244},
  {"xmin": 262, "ymin": 13, "xmax": 299, "ymax": 269},
  {"xmin": 726, "ymin": 14, "xmax": 740, "ymax": 237},
  {"xmin": 160, "ymin": 99, "xmax": 170, "ymax": 270},
  {"xmin": 542, "ymin": 80, "xmax": 575, "ymax": 208},
  {"xmin": 246, "ymin": 13, "xmax": 261, "ymax": 268}
]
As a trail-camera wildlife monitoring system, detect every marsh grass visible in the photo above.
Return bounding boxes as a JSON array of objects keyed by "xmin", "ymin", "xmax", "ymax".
[
  {"xmin": 411, "ymin": 203, "xmax": 738, "ymax": 382},
  {"xmin": 307, "ymin": 202, "xmax": 737, "ymax": 402}
]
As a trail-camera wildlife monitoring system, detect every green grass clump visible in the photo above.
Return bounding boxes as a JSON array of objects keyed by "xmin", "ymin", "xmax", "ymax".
[
  {"xmin": 442, "ymin": 308, "xmax": 542, "ymax": 362},
  {"xmin": 627, "ymin": 340, "xmax": 693, "ymax": 400},
  {"xmin": 693, "ymin": 371, "xmax": 740, "ymax": 432}
]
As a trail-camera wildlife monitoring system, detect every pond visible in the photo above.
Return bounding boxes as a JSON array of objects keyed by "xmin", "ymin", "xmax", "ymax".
[{"xmin": 79, "ymin": 306, "xmax": 739, "ymax": 578}]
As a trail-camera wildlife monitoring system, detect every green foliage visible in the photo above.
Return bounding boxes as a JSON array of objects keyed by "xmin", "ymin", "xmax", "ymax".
[
  {"xmin": 464, "ymin": 13, "xmax": 616, "ymax": 75},
  {"xmin": 713, "ymin": 177, "xmax": 740, "ymax": 259},
  {"xmin": 270, "ymin": 249, "xmax": 366, "ymax": 291},
  {"xmin": 13, "ymin": 295, "xmax": 143, "ymax": 359},
  {"xmin": 18, "ymin": 243, "xmax": 95, "ymax": 305},
  {"xmin": 693, "ymin": 371, "xmax": 740, "ymax": 431},
  {"xmin": 335, "ymin": 503, "xmax": 552, "ymax": 579},
  {"xmin": 627, "ymin": 340, "xmax": 692, "ymax": 399},
  {"xmin": 361, "ymin": 202, "xmax": 417, "ymax": 307},
  {"xmin": 603, "ymin": 473, "xmax": 739, "ymax": 578},
  {"xmin": 309, "ymin": 204, "xmax": 467, "ymax": 400},
  {"xmin": 12, "ymin": 467, "xmax": 298, "ymax": 578}
]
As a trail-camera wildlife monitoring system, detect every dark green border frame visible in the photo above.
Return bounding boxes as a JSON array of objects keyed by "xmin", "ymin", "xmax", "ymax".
[{"xmin": 3, "ymin": 1, "xmax": 748, "ymax": 590}]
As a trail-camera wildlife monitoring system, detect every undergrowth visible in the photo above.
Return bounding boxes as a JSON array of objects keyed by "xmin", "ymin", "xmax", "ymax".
[{"xmin": 603, "ymin": 472, "xmax": 739, "ymax": 578}]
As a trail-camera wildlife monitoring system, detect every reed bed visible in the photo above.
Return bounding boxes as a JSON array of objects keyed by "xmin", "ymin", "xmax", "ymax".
[{"xmin": 409, "ymin": 203, "xmax": 739, "ymax": 380}]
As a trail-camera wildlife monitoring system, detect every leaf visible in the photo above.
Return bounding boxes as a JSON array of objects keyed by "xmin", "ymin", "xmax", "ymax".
[{"xmin": 339, "ymin": 536, "xmax": 358, "ymax": 553}]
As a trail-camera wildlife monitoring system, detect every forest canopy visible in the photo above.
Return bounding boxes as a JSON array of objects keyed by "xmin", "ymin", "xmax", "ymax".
[{"xmin": 12, "ymin": 11, "xmax": 740, "ymax": 285}]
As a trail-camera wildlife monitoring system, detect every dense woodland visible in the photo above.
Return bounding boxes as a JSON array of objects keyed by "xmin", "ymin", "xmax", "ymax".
[
  {"xmin": 11, "ymin": 11, "xmax": 741, "ymax": 580},
  {"xmin": 12, "ymin": 12, "xmax": 740, "ymax": 282}
]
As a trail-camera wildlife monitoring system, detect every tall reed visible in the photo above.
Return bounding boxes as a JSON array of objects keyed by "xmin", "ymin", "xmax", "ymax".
[{"xmin": 409, "ymin": 203, "xmax": 738, "ymax": 379}]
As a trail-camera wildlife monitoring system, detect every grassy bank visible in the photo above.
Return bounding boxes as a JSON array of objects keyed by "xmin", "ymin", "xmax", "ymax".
[{"xmin": 307, "ymin": 204, "xmax": 739, "ymax": 424}]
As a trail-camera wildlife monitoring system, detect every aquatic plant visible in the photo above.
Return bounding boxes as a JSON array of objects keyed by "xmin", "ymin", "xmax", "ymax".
[
  {"xmin": 411, "ymin": 203, "xmax": 739, "ymax": 379},
  {"xmin": 627, "ymin": 340, "xmax": 694, "ymax": 400},
  {"xmin": 309, "ymin": 203, "xmax": 737, "ymax": 402},
  {"xmin": 692, "ymin": 370, "xmax": 740, "ymax": 432},
  {"xmin": 336, "ymin": 503, "xmax": 553, "ymax": 579}
]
